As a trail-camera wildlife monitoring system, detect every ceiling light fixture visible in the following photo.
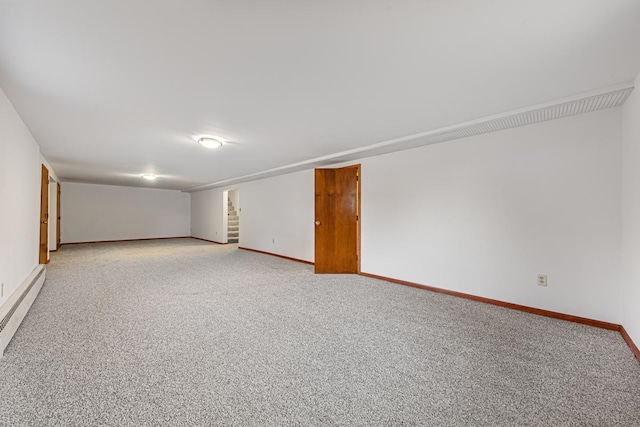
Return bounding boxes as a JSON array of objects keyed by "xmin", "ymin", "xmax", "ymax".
[
  {"xmin": 141, "ymin": 174, "xmax": 157, "ymax": 180},
  {"xmin": 198, "ymin": 137, "xmax": 223, "ymax": 149}
]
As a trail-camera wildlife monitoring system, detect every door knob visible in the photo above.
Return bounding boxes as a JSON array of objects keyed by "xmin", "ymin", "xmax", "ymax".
[{"xmin": 315, "ymin": 221, "xmax": 321, "ymax": 226}]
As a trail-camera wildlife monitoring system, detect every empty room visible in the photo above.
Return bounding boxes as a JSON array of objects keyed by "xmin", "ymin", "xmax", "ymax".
[{"xmin": 1, "ymin": 1, "xmax": 640, "ymax": 425}]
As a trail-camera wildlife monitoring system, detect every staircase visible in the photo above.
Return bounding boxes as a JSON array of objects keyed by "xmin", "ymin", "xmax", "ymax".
[{"xmin": 228, "ymin": 199, "xmax": 239, "ymax": 244}]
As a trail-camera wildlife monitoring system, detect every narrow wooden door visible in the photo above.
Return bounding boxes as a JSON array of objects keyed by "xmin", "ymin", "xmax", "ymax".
[
  {"xmin": 315, "ymin": 165, "xmax": 360, "ymax": 273},
  {"xmin": 56, "ymin": 182, "xmax": 61, "ymax": 250},
  {"xmin": 39, "ymin": 165, "xmax": 49, "ymax": 264}
]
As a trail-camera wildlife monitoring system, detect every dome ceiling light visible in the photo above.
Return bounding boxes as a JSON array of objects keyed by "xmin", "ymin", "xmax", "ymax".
[{"xmin": 198, "ymin": 137, "xmax": 223, "ymax": 149}]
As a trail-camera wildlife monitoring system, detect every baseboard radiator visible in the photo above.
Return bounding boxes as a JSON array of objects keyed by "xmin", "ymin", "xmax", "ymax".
[{"xmin": 0, "ymin": 265, "xmax": 46, "ymax": 357}]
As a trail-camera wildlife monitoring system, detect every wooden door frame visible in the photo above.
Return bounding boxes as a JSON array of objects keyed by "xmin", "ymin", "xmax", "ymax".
[
  {"xmin": 348, "ymin": 164, "xmax": 361, "ymax": 273},
  {"xmin": 39, "ymin": 164, "xmax": 49, "ymax": 264}
]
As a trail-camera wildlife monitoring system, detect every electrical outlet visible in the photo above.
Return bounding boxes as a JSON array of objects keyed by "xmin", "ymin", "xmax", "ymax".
[{"xmin": 537, "ymin": 274, "xmax": 547, "ymax": 287}]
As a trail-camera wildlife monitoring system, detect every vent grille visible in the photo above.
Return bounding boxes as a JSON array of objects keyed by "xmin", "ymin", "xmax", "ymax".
[
  {"xmin": 0, "ymin": 268, "xmax": 45, "ymax": 333},
  {"xmin": 415, "ymin": 88, "xmax": 632, "ymax": 147}
]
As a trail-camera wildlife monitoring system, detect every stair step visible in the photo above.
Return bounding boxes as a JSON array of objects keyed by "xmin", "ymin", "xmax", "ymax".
[
  {"xmin": 228, "ymin": 220, "xmax": 239, "ymax": 226},
  {"xmin": 228, "ymin": 211, "xmax": 237, "ymax": 216},
  {"xmin": 228, "ymin": 216, "xmax": 239, "ymax": 221},
  {"xmin": 228, "ymin": 238, "xmax": 239, "ymax": 243},
  {"xmin": 228, "ymin": 226, "xmax": 239, "ymax": 232},
  {"xmin": 228, "ymin": 232, "xmax": 239, "ymax": 238}
]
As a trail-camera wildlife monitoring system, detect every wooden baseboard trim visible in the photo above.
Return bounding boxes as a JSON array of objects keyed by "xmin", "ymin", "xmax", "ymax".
[
  {"xmin": 239, "ymin": 247, "xmax": 314, "ymax": 265},
  {"xmin": 190, "ymin": 237, "xmax": 227, "ymax": 245},
  {"xmin": 61, "ymin": 237, "xmax": 191, "ymax": 245},
  {"xmin": 363, "ymin": 271, "xmax": 640, "ymax": 363},
  {"xmin": 620, "ymin": 326, "xmax": 640, "ymax": 363},
  {"xmin": 359, "ymin": 272, "xmax": 621, "ymax": 331}
]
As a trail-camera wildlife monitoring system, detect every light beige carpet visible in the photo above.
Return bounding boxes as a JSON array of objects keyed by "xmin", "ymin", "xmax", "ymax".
[{"xmin": 1, "ymin": 238, "xmax": 638, "ymax": 426}]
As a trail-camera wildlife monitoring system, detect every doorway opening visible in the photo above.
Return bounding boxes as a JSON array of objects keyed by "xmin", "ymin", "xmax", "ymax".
[
  {"xmin": 314, "ymin": 164, "xmax": 360, "ymax": 274},
  {"xmin": 48, "ymin": 178, "xmax": 60, "ymax": 252},
  {"xmin": 227, "ymin": 189, "xmax": 240, "ymax": 244}
]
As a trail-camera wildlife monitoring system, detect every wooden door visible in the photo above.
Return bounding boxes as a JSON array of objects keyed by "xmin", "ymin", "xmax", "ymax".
[
  {"xmin": 314, "ymin": 165, "xmax": 360, "ymax": 273},
  {"xmin": 39, "ymin": 165, "xmax": 49, "ymax": 264},
  {"xmin": 56, "ymin": 182, "xmax": 61, "ymax": 250}
]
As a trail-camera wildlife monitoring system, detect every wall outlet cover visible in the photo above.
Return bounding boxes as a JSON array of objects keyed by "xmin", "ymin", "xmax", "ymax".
[{"xmin": 537, "ymin": 274, "xmax": 548, "ymax": 287}]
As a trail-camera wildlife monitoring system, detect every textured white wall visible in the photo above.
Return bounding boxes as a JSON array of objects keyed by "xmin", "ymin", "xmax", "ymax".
[
  {"xmin": 622, "ymin": 75, "xmax": 640, "ymax": 347},
  {"xmin": 360, "ymin": 108, "xmax": 622, "ymax": 323},
  {"xmin": 0, "ymin": 87, "xmax": 44, "ymax": 306},
  {"xmin": 191, "ymin": 187, "xmax": 226, "ymax": 243},
  {"xmin": 60, "ymin": 183, "xmax": 190, "ymax": 243}
]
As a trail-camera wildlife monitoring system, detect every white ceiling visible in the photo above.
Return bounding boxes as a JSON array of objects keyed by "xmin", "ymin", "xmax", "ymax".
[{"xmin": 1, "ymin": 1, "xmax": 639, "ymax": 191}]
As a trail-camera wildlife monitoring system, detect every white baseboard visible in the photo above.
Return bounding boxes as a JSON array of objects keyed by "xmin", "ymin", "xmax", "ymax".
[{"xmin": 0, "ymin": 265, "xmax": 46, "ymax": 357}]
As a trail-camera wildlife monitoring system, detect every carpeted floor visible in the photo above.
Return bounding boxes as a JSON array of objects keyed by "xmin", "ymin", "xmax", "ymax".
[{"xmin": 0, "ymin": 238, "xmax": 638, "ymax": 426}]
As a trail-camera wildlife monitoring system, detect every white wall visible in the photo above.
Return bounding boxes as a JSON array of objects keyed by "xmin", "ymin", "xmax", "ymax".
[
  {"xmin": 229, "ymin": 188, "xmax": 240, "ymax": 213},
  {"xmin": 238, "ymin": 171, "xmax": 314, "ymax": 261},
  {"xmin": 190, "ymin": 169, "xmax": 314, "ymax": 261},
  {"xmin": 61, "ymin": 183, "xmax": 190, "ymax": 243},
  {"xmin": 622, "ymin": 74, "xmax": 640, "ymax": 346},
  {"xmin": 361, "ymin": 108, "xmax": 622, "ymax": 323},
  {"xmin": 0, "ymin": 87, "xmax": 46, "ymax": 306},
  {"xmin": 191, "ymin": 187, "xmax": 227, "ymax": 243},
  {"xmin": 48, "ymin": 179, "xmax": 58, "ymax": 252}
]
